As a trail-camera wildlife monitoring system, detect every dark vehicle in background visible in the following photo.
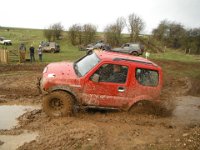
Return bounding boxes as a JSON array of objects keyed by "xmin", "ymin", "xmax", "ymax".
[
  {"xmin": 111, "ymin": 43, "xmax": 144, "ymax": 56},
  {"xmin": 41, "ymin": 42, "xmax": 60, "ymax": 53},
  {"xmin": 80, "ymin": 41, "xmax": 111, "ymax": 51}
]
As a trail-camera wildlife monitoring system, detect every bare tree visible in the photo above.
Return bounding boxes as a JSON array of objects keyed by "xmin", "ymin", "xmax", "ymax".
[
  {"xmin": 115, "ymin": 17, "xmax": 126, "ymax": 45},
  {"xmin": 68, "ymin": 24, "xmax": 97, "ymax": 46},
  {"xmin": 104, "ymin": 24, "xmax": 118, "ymax": 46},
  {"xmin": 152, "ymin": 20, "xmax": 169, "ymax": 41},
  {"xmin": 152, "ymin": 20, "xmax": 186, "ymax": 48},
  {"xmin": 82, "ymin": 24, "xmax": 97, "ymax": 45},
  {"xmin": 104, "ymin": 17, "xmax": 126, "ymax": 46},
  {"xmin": 43, "ymin": 29, "xmax": 53, "ymax": 42},
  {"xmin": 127, "ymin": 13, "xmax": 144, "ymax": 42},
  {"xmin": 51, "ymin": 22, "xmax": 64, "ymax": 40},
  {"xmin": 43, "ymin": 23, "xmax": 64, "ymax": 41},
  {"xmin": 68, "ymin": 24, "xmax": 82, "ymax": 45}
]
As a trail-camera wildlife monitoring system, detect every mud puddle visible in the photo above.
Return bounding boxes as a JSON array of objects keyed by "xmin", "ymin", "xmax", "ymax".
[
  {"xmin": 0, "ymin": 131, "xmax": 38, "ymax": 150},
  {"xmin": 0, "ymin": 105, "xmax": 40, "ymax": 130},
  {"xmin": 173, "ymin": 96, "xmax": 200, "ymax": 124},
  {"xmin": 0, "ymin": 105, "xmax": 40, "ymax": 150}
]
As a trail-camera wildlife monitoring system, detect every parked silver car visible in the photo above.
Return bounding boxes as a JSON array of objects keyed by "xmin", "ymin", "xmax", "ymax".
[
  {"xmin": 41, "ymin": 42, "xmax": 60, "ymax": 53},
  {"xmin": 111, "ymin": 43, "xmax": 144, "ymax": 56},
  {"xmin": 0, "ymin": 37, "xmax": 12, "ymax": 45}
]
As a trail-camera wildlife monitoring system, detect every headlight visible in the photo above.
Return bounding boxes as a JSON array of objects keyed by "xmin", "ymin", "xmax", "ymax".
[{"xmin": 47, "ymin": 73, "xmax": 56, "ymax": 78}]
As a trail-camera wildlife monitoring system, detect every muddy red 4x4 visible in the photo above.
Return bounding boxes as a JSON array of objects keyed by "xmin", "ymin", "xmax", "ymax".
[{"xmin": 40, "ymin": 50, "xmax": 162, "ymax": 117}]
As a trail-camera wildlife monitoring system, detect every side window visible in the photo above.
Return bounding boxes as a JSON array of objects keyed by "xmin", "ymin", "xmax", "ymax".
[
  {"xmin": 91, "ymin": 64, "xmax": 128, "ymax": 83},
  {"xmin": 136, "ymin": 68, "xmax": 159, "ymax": 86}
]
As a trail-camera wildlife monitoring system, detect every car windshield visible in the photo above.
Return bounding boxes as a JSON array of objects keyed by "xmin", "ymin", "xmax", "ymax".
[{"xmin": 74, "ymin": 53, "xmax": 100, "ymax": 76}]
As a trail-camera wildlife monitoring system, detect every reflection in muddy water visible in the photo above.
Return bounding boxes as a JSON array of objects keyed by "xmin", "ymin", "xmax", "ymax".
[
  {"xmin": 173, "ymin": 96, "xmax": 200, "ymax": 124},
  {"xmin": 0, "ymin": 131, "xmax": 38, "ymax": 150},
  {"xmin": 0, "ymin": 105, "xmax": 39, "ymax": 130}
]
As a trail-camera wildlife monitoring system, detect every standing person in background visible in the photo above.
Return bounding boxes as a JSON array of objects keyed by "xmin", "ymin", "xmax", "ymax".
[
  {"xmin": 29, "ymin": 45, "xmax": 35, "ymax": 62},
  {"xmin": 38, "ymin": 45, "xmax": 43, "ymax": 62},
  {"xmin": 19, "ymin": 43, "xmax": 26, "ymax": 63}
]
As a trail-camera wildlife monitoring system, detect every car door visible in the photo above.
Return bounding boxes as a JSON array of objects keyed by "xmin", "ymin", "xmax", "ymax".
[
  {"xmin": 122, "ymin": 44, "xmax": 131, "ymax": 53},
  {"xmin": 82, "ymin": 63, "xmax": 130, "ymax": 108}
]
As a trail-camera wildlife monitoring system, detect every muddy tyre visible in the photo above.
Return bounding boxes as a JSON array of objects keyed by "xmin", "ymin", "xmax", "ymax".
[
  {"xmin": 51, "ymin": 48, "xmax": 55, "ymax": 53},
  {"xmin": 43, "ymin": 91, "xmax": 74, "ymax": 117},
  {"xmin": 131, "ymin": 51, "xmax": 138, "ymax": 56},
  {"xmin": 129, "ymin": 100, "xmax": 156, "ymax": 115}
]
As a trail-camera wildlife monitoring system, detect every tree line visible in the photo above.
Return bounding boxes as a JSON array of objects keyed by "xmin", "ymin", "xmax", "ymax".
[
  {"xmin": 43, "ymin": 13, "xmax": 200, "ymax": 54},
  {"xmin": 44, "ymin": 13, "xmax": 144, "ymax": 47},
  {"xmin": 152, "ymin": 20, "xmax": 200, "ymax": 54}
]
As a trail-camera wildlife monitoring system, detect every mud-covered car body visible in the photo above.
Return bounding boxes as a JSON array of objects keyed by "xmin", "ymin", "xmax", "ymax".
[
  {"xmin": 40, "ymin": 50, "xmax": 162, "ymax": 113},
  {"xmin": 0, "ymin": 37, "xmax": 12, "ymax": 45},
  {"xmin": 111, "ymin": 43, "xmax": 144, "ymax": 56}
]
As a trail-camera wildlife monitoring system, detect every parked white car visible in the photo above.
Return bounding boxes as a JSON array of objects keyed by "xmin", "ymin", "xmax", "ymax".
[{"xmin": 0, "ymin": 37, "xmax": 12, "ymax": 45}]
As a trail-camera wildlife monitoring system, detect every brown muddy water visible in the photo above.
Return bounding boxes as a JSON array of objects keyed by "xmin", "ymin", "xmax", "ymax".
[
  {"xmin": 173, "ymin": 96, "xmax": 200, "ymax": 124},
  {"xmin": 0, "ymin": 131, "xmax": 38, "ymax": 150},
  {"xmin": 0, "ymin": 105, "xmax": 39, "ymax": 130},
  {"xmin": 0, "ymin": 96, "xmax": 199, "ymax": 149},
  {"xmin": 0, "ymin": 105, "xmax": 39, "ymax": 150}
]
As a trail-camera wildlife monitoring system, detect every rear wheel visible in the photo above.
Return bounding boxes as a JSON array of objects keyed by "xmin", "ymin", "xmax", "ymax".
[
  {"xmin": 43, "ymin": 91, "xmax": 74, "ymax": 117},
  {"xmin": 129, "ymin": 100, "xmax": 156, "ymax": 114},
  {"xmin": 131, "ymin": 51, "xmax": 138, "ymax": 56}
]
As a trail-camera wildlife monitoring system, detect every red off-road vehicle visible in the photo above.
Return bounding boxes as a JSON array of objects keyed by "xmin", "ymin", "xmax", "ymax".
[{"xmin": 39, "ymin": 50, "xmax": 162, "ymax": 117}]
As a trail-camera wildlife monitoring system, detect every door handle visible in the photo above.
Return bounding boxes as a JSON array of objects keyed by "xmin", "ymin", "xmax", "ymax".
[{"xmin": 118, "ymin": 87, "xmax": 125, "ymax": 92}]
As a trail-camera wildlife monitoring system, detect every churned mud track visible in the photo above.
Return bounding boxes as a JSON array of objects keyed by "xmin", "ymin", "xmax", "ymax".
[
  {"xmin": 0, "ymin": 62, "xmax": 200, "ymax": 150},
  {"xmin": 0, "ymin": 64, "xmax": 45, "ymax": 102}
]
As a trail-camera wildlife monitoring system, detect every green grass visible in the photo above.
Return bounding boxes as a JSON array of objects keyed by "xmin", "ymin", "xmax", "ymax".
[
  {"xmin": 0, "ymin": 27, "xmax": 86, "ymax": 62},
  {"xmin": 150, "ymin": 49, "xmax": 199, "ymax": 63},
  {"xmin": 1, "ymin": 27, "xmax": 200, "ymax": 81},
  {"xmin": 1, "ymin": 27, "xmax": 200, "ymax": 64},
  {"xmin": 148, "ymin": 49, "xmax": 200, "ymax": 79}
]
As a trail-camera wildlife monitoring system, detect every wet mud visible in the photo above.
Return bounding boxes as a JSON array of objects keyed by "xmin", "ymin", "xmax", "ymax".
[
  {"xmin": 0, "ymin": 105, "xmax": 40, "ymax": 130},
  {"xmin": 0, "ymin": 62, "xmax": 199, "ymax": 150}
]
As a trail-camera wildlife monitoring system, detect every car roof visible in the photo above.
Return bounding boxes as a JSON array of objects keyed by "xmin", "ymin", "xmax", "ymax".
[{"xmin": 94, "ymin": 50, "xmax": 158, "ymax": 67}]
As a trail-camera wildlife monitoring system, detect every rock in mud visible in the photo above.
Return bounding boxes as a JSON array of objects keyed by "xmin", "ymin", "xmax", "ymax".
[{"xmin": 0, "ymin": 140, "xmax": 4, "ymax": 145}]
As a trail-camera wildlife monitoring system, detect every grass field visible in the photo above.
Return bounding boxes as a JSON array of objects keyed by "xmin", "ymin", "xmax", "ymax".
[
  {"xmin": 1, "ymin": 27, "xmax": 200, "ymax": 65},
  {"xmin": 0, "ymin": 27, "xmax": 85, "ymax": 62},
  {"xmin": 151, "ymin": 49, "xmax": 200, "ymax": 63}
]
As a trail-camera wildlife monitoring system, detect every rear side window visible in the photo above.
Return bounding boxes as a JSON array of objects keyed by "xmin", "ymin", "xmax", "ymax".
[{"xmin": 136, "ymin": 68, "xmax": 159, "ymax": 86}]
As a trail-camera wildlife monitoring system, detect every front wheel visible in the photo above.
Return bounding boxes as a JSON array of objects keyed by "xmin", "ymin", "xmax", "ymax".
[
  {"xmin": 43, "ymin": 91, "xmax": 74, "ymax": 117},
  {"xmin": 50, "ymin": 48, "xmax": 55, "ymax": 53}
]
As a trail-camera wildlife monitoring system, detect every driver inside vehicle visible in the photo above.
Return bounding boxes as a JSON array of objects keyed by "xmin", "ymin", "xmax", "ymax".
[
  {"xmin": 106, "ymin": 65, "xmax": 126, "ymax": 83},
  {"xmin": 91, "ymin": 64, "xmax": 127, "ymax": 83}
]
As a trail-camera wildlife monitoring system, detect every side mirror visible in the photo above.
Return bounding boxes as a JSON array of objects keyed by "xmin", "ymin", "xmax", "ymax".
[{"xmin": 91, "ymin": 74, "xmax": 100, "ymax": 82}]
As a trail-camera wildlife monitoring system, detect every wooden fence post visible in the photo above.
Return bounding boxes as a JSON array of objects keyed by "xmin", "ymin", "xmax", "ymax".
[{"xmin": 0, "ymin": 49, "xmax": 8, "ymax": 64}]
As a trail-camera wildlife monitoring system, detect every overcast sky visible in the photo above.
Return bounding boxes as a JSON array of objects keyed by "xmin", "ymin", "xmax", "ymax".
[{"xmin": 0, "ymin": 0, "xmax": 200, "ymax": 34}]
